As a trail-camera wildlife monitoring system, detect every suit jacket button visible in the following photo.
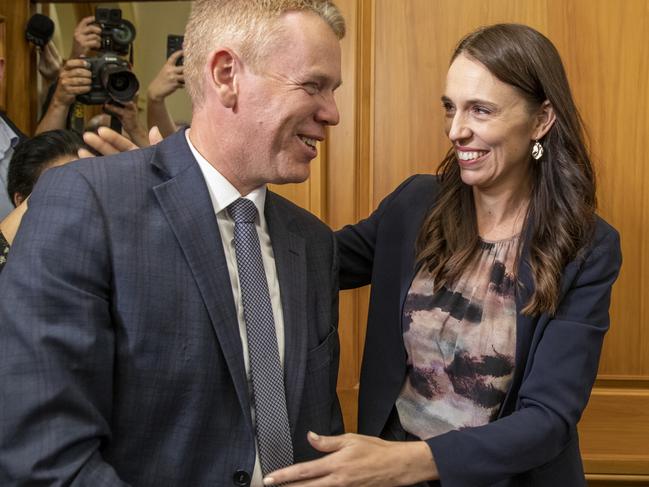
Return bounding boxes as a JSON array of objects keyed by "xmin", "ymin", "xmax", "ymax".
[{"xmin": 233, "ymin": 470, "xmax": 251, "ymax": 487}]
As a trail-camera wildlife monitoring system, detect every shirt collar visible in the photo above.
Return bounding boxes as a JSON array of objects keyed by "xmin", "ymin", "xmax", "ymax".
[{"xmin": 185, "ymin": 129, "xmax": 267, "ymax": 220}]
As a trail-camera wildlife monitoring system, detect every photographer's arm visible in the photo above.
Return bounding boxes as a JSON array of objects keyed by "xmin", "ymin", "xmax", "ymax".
[
  {"xmin": 147, "ymin": 50, "xmax": 184, "ymax": 138},
  {"xmin": 38, "ymin": 41, "xmax": 63, "ymax": 85},
  {"xmin": 35, "ymin": 59, "xmax": 91, "ymax": 135}
]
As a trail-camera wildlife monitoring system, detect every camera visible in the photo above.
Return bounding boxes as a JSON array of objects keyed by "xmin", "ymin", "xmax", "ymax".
[
  {"xmin": 167, "ymin": 34, "xmax": 184, "ymax": 66},
  {"xmin": 77, "ymin": 54, "xmax": 139, "ymax": 105},
  {"xmin": 95, "ymin": 7, "xmax": 136, "ymax": 55},
  {"xmin": 77, "ymin": 8, "xmax": 139, "ymax": 105}
]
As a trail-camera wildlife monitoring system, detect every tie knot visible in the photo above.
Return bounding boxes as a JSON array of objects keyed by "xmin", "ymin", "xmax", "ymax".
[{"xmin": 228, "ymin": 198, "xmax": 258, "ymax": 223}]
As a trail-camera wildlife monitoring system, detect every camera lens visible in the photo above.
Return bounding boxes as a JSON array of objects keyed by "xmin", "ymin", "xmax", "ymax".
[
  {"xmin": 100, "ymin": 63, "xmax": 139, "ymax": 102},
  {"xmin": 112, "ymin": 25, "xmax": 135, "ymax": 45},
  {"xmin": 110, "ymin": 19, "xmax": 136, "ymax": 50}
]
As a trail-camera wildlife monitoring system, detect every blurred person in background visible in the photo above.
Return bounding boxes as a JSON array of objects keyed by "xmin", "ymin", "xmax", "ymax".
[
  {"xmin": 0, "ymin": 129, "xmax": 87, "ymax": 271},
  {"xmin": 0, "ymin": 54, "xmax": 26, "ymax": 220}
]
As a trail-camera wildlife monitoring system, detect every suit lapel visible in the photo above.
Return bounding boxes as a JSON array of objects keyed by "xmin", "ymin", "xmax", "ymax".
[
  {"xmin": 265, "ymin": 193, "xmax": 307, "ymax": 433},
  {"xmin": 151, "ymin": 132, "xmax": 252, "ymax": 426}
]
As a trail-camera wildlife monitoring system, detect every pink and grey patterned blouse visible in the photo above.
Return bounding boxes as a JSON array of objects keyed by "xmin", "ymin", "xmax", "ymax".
[{"xmin": 396, "ymin": 235, "xmax": 519, "ymax": 440}]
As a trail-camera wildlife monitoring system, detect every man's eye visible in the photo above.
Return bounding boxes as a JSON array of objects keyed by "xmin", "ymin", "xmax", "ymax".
[{"xmin": 303, "ymin": 83, "xmax": 320, "ymax": 95}]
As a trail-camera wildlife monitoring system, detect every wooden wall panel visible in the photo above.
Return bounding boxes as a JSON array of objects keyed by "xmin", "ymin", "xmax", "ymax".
[
  {"xmin": 0, "ymin": 0, "xmax": 36, "ymax": 134},
  {"xmin": 580, "ymin": 378, "xmax": 649, "ymax": 477},
  {"xmin": 325, "ymin": 0, "xmax": 365, "ymax": 433}
]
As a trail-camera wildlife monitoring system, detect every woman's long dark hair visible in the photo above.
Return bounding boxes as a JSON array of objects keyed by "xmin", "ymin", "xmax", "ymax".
[{"xmin": 416, "ymin": 24, "xmax": 596, "ymax": 316}]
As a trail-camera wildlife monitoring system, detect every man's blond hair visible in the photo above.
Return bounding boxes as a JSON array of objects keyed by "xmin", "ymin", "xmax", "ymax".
[{"xmin": 184, "ymin": 0, "xmax": 345, "ymax": 107}]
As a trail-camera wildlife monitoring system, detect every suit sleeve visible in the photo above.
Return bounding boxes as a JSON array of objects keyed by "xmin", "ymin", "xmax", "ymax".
[
  {"xmin": 426, "ymin": 228, "xmax": 622, "ymax": 486},
  {"xmin": 336, "ymin": 175, "xmax": 420, "ymax": 290},
  {"xmin": 0, "ymin": 166, "xmax": 130, "ymax": 486}
]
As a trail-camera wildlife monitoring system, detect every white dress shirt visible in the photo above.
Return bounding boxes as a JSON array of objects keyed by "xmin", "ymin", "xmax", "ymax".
[{"xmin": 186, "ymin": 130, "xmax": 285, "ymax": 487}]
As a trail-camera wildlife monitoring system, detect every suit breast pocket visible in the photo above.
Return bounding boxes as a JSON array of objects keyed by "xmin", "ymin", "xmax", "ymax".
[{"xmin": 307, "ymin": 325, "xmax": 338, "ymax": 373}]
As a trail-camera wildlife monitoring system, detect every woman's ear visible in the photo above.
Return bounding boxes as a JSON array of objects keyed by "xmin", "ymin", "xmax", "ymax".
[
  {"xmin": 208, "ymin": 48, "xmax": 238, "ymax": 109},
  {"xmin": 533, "ymin": 100, "xmax": 556, "ymax": 140}
]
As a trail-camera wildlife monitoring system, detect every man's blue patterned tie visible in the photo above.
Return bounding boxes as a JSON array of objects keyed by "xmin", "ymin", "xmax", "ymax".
[{"xmin": 228, "ymin": 198, "xmax": 293, "ymax": 478}]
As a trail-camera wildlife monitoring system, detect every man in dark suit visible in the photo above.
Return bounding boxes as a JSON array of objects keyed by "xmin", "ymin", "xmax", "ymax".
[{"xmin": 0, "ymin": 1, "xmax": 345, "ymax": 485}]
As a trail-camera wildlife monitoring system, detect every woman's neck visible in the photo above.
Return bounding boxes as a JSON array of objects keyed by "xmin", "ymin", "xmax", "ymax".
[{"xmin": 473, "ymin": 185, "xmax": 531, "ymax": 241}]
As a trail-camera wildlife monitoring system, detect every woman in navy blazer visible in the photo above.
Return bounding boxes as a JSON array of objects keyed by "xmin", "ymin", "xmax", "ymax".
[{"xmin": 266, "ymin": 23, "xmax": 621, "ymax": 487}]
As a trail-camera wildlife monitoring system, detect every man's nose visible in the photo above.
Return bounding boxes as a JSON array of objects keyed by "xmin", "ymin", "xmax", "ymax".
[{"xmin": 316, "ymin": 92, "xmax": 340, "ymax": 126}]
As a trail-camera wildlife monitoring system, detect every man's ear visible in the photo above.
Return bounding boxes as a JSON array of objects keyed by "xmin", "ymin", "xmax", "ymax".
[
  {"xmin": 208, "ymin": 49, "xmax": 238, "ymax": 109},
  {"xmin": 13, "ymin": 192, "xmax": 24, "ymax": 207},
  {"xmin": 533, "ymin": 100, "xmax": 556, "ymax": 140}
]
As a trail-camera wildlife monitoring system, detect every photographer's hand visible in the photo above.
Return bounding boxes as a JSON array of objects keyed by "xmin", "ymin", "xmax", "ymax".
[
  {"xmin": 104, "ymin": 101, "xmax": 150, "ymax": 148},
  {"xmin": 38, "ymin": 41, "xmax": 63, "ymax": 84},
  {"xmin": 35, "ymin": 59, "xmax": 92, "ymax": 135},
  {"xmin": 71, "ymin": 16, "xmax": 102, "ymax": 58},
  {"xmin": 147, "ymin": 50, "xmax": 184, "ymax": 138},
  {"xmin": 148, "ymin": 50, "xmax": 184, "ymax": 102}
]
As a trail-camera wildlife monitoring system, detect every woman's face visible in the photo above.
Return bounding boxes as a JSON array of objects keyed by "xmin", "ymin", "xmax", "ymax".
[{"xmin": 443, "ymin": 53, "xmax": 542, "ymax": 196}]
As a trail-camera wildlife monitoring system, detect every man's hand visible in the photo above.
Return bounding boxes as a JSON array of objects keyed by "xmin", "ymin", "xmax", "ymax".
[
  {"xmin": 38, "ymin": 41, "xmax": 63, "ymax": 83},
  {"xmin": 263, "ymin": 432, "xmax": 438, "ymax": 487},
  {"xmin": 53, "ymin": 58, "xmax": 92, "ymax": 107},
  {"xmin": 79, "ymin": 125, "xmax": 163, "ymax": 158},
  {"xmin": 71, "ymin": 16, "xmax": 102, "ymax": 58},
  {"xmin": 147, "ymin": 50, "xmax": 185, "ymax": 102}
]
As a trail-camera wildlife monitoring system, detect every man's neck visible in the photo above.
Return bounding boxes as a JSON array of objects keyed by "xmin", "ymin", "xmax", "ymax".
[{"xmin": 187, "ymin": 125, "xmax": 261, "ymax": 197}]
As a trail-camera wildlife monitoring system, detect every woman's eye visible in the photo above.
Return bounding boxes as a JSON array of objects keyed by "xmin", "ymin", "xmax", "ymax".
[
  {"xmin": 442, "ymin": 102, "xmax": 455, "ymax": 115},
  {"xmin": 472, "ymin": 105, "xmax": 491, "ymax": 115}
]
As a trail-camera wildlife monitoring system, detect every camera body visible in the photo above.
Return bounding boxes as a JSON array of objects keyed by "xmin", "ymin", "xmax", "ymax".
[
  {"xmin": 77, "ymin": 53, "xmax": 138, "ymax": 105},
  {"xmin": 77, "ymin": 7, "xmax": 139, "ymax": 105}
]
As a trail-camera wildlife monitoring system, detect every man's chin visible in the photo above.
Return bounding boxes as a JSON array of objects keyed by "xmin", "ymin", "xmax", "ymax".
[{"xmin": 272, "ymin": 168, "xmax": 311, "ymax": 185}]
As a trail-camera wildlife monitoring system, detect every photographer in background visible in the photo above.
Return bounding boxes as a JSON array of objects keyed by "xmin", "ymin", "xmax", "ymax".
[
  {"xmin": 147, "ymin": 49, "xmax": 184, "ymax": 138},
  {"xmin": 36, "ymin": 12, "xmax": 147, "ymax": 146},
  {"xmin": 35, "ymin": 58, "xmax": 148, "ymax": 145}
]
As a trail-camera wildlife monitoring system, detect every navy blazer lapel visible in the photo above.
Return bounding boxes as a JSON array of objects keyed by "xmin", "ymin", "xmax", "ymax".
[
  {"xmin": 265, "ymin": 192, "xmax": 307, "ymax": 433},
  {"xmin": 399, "ymin": 182, "xmax": 440, "ymax": 329},
  {"xmin": 151, "ymin": 131, "xmax": 252, "ymax": 425},
  {"xmin": 499, "ymin": 226, "xmax": 537, "ymax": 417}
]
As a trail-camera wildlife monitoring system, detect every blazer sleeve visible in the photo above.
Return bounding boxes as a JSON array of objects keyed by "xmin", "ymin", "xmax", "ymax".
[
  {"xmin": 425, "ymin": 227, "xmax": 622, "ymax": 486},
  {"xmin": 0, "ymin": 166, "xmax": 130, "ymax": 486},
  {"xmin": 336, "ymin": 175, "xmax": 421, "ymax": 290}
]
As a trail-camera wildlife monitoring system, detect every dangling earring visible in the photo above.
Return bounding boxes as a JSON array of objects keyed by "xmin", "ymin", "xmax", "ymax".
[{"xmin": 532, "ymin": 140, "xmax": 544, "ymax": 160}]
